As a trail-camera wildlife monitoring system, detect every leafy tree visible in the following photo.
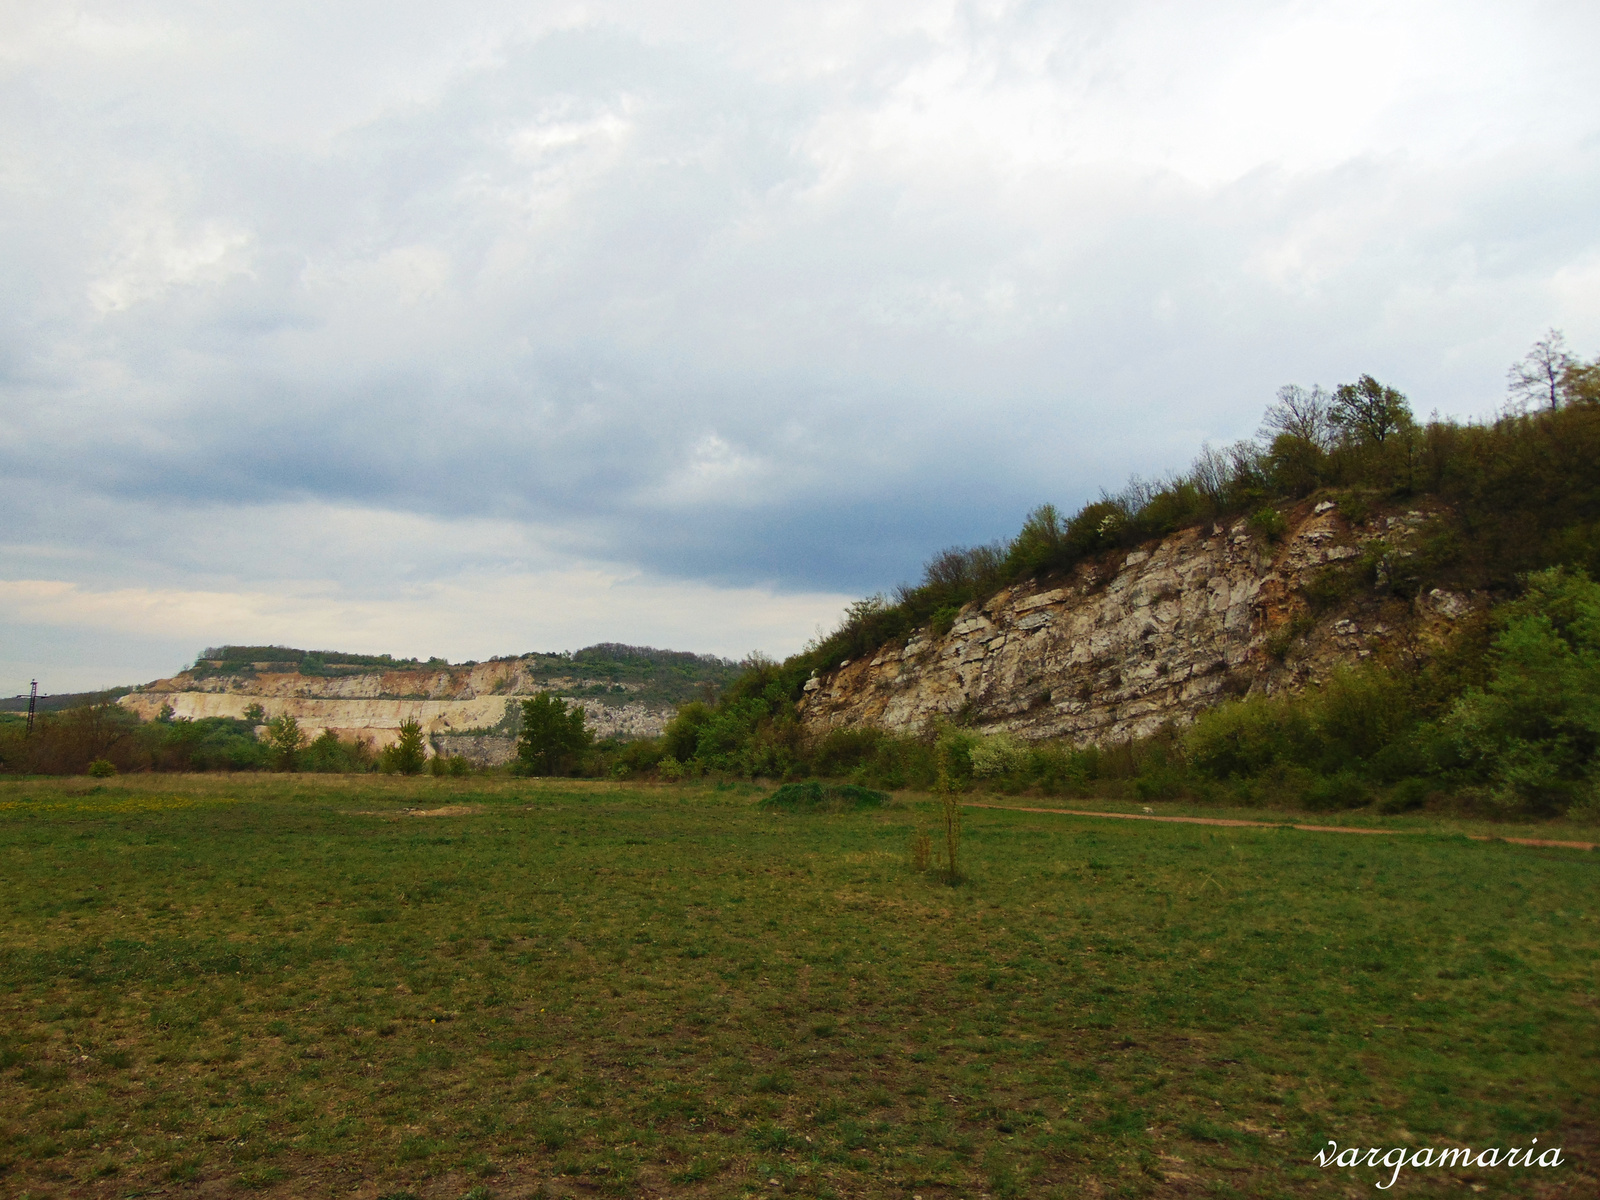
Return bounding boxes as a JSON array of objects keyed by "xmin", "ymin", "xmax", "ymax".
[
  {"xmin": 516, "ymin": 694, "xmax": 592, "ymax": 776},
  {"xmin": 1330, "ymin": 374, "xmax": 1412, "ymax": 445},
  {"xmin": 301, "ymin": 728, "xmax": 376, "ymax": 773},
  {"xmin": 243, "ymin": 703, "xmax": 266, "ymax": 724},
  {"xmin": 264, "ymin": 714, "xmax": 305, "ymax": 772},
  {"xmin": 1507, "ymin": 328, "xmax": 1573, "ymax": 412},
  {"xmin": 384, "ymin": 718, "xmax": 427, "ymax": 775},
  {"xmin": 1563, "ymin": 354, "xmax": 1600, "ymax": 407},
  {"xmin": 1442, "ymin": 567, "xmax": 1600, "ymax": 813}
]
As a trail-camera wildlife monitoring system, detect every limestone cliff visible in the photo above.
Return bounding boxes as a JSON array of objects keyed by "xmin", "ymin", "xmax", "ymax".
[
  {"xmin": 798, "ymin": 500, "xmax": 1480, "ymax": 745},
  {"xmin": 119, "ymin": 658, "xmax": 670, "ymax": 756}
]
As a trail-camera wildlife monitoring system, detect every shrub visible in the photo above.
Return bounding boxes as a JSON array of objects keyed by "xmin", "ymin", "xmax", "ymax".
[
  {"xmin": 301, "ymin": 729, "xmax": 376, "ymax": 773},
  {"xmin": 428, "ymin": 753, "xmax": 470, "ymax": 777},
  {"xmin": 1300, "ymin": 565, "xmax": 1359, "ymax": 613},
  {"xmin": 86, "ymin": 759, "xmax": 117, "ymax": 778},
  {"xmin": 759, "ymin": 782, "xmax": 887, "ymax": 812},
  {"xmin": 1184, "ymin": 694, "xmax": 1311, "ymax": 779},
  {"xmin": 807, "ymin": 727, "xmax": 886, "ymax": 777},
  {"xmin": 1309, "ymin": 667, "xmax": 1412, "ymax": 768},
  {"xmin": 264, "ymin": 715, "xmax": 306, "ymax": 772},
  {"xmin": 382, "ymin": 719, "xmax": 427, "ymax": 776},
  {"xmin": 1375, "ymin": 777, "xmax": 1431, "ymax": 814},
  {"xmin": 969, "ymin": 733, "xmax": 1026, "ymax": 779},
  {"xmin": 1303, "ymin": 770, "xmax": 1370, "ymax": 811},
  {"xmin": 1440, "ymin": 567, "xmax": 1600, "ymax": 813},
  {"xmin": 1249, "ymin": 506, "xmax": 1287, "ymax": 542},
  {"xmin": 662, "ymin": 702, "xmax": 711, "ymax": 762}
]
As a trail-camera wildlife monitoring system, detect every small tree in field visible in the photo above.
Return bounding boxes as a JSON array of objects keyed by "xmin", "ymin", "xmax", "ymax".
[
  {"xmin": 517, "ymin": 693, "xmax": 593, "ymax": 776},
  {"xmin": 383, "ymin": 718, "xmax": 427, "ymax": 775},
  {"xmin": 265, "ymin": 714, "xmax": 305, "ymax": 772}
]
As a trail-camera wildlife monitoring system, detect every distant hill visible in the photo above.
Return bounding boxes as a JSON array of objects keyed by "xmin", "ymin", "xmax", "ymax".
[
  {"xmin": 0, "ymin": 687, "xmax": 132, "ymax": 714},
  {"xmin": 183, "ymin": 643, "xmax": 740, "ymax": 709}
]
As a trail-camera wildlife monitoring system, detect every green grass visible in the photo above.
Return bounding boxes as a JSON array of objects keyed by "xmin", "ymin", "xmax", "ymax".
[{"xmin": 0, "ymin": 775, "xmax": 1595, "ymax": 1197}]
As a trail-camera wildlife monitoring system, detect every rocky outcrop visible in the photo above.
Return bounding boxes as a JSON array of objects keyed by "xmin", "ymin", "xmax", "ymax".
[
  {"xmin": 119, "ymin": 661, "xmax": 671, "ymax": 760},
  {"xmin": 799, "ymin": 501, "xmax": 1480, "ymax": 746}
]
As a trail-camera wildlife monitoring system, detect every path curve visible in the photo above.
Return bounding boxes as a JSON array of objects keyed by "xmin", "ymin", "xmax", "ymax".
[{"xmin": 962, "ymin": 802, "xmax": 1597, "ymax": 852}]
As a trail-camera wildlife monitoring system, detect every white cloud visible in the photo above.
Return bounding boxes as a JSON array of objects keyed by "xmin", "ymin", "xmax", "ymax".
[
  {"xmin": 2, "ymin": 0, "xmax": 1599, "ymax": 690},
  {"xmin": 0, "ymin": 569, "xmax": 848, "ymax": 669}
]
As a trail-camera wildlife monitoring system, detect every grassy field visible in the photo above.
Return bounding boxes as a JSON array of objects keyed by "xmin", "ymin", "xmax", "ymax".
[{"xmin": 0, "ymin": 776, "xmax": 1595, "ymax": 1199}]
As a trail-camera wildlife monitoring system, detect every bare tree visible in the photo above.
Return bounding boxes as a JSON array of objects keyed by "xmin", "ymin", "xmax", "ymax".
[
  {"xmin": 1507, "ymin": 329, "xmax": 1573, "ymax": 412},
  {"xmin": 1260, "ymin": 384, "xmax": 1335, "ymax": 450}
]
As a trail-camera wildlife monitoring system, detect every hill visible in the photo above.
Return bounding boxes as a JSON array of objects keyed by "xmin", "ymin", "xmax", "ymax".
[
  {"xmin": 112, "ymin": 643, "xmax": 740, "ymax": 758},
  {"xmin": 658, "ymin": 350, "xmax": 1600, "ymax": 818}
]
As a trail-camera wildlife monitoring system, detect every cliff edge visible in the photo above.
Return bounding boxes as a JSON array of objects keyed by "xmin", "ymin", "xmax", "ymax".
[{"xmin": 798, "ymin": 500, "xmax": 1479, "ymax": 745}]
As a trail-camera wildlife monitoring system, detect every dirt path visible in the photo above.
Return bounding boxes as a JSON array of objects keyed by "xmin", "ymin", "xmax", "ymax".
[{"xmin": 962, "ymin": 801, "xmax": 1598, "ymax": 852}]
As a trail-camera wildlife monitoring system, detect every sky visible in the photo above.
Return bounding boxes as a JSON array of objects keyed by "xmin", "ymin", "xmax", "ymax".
[{"xmin": 3, "ymin": 0, "xmax": 1599, "ymax": 693}]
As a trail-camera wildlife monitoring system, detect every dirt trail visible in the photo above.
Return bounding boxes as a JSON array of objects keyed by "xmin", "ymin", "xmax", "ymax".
[{"xmin": 962, "ymin": 802, "xmax": 1598, "ymax": 852}]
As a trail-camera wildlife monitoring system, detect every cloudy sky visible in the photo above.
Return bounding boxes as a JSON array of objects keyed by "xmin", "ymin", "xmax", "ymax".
[{"xmin": 3, "ymin": 0, "xmax": 1598, "ymax": 692}]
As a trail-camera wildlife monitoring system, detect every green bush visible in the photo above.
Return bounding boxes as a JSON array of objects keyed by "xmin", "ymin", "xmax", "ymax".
[
  {"xmin": 1441, "ymin": 567, "xmax": 1600, "ymax": 814},
  {"xmin": 1249, "ymin": 506, "xmax": 1287, "ymax": 542},
  {"xmin": 759, "ymin": 782, "xmax": 887, "ymax": 812},
  {"xmin": 1184, "ymin": 694, "xmax": 1311, "ymax": 779},
  {"xmin": 264, "ymin": 715, "xmax": 306, "ymax": 772},
  {"xmin": 382, "ymin": 719, "xmax": 428, "ymax": 776},
  {"xmin": 1303, "ymin": 770, "xmax": 1370, "ymax": 812},
  {"xmin": 1375, "ymin": 777, "xmax": 1431, "ymax": 814},
  {"xmin": 300, "ymin": 729, "xmax": 376, "ymax": 773},
  {"xmin": 969, "ymin": 733, "xmax": 1026, "ymax": 779}
]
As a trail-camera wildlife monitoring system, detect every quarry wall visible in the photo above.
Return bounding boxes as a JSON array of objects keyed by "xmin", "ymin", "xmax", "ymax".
[
  {"xmin": 798, "ymin": 500, "xmax": 1480, "ymax": 745},
  {"xmin": 119, "ymin": 663, "xmax": 670, "ymax": 758}
]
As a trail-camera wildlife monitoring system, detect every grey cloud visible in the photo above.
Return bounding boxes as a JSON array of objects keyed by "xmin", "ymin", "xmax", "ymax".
[{"xmin": 3, "ymin": 1, "xmax": 1600, "ymax": 630}]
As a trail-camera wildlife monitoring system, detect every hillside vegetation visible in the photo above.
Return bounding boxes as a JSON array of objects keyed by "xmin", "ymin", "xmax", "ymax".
[
  {"xmin": 6, "ymin": 341, "xmax": 1599, "ymax": 825},
  {"xmin": 648, "ymin": 342, "xmax": 1600, "ymax": 820}
]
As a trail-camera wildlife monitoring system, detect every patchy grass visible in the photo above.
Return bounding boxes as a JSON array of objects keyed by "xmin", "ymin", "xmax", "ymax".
[{"xmin": 0, "ymin": 774, "xmax": 1595, "ymax": 1197}]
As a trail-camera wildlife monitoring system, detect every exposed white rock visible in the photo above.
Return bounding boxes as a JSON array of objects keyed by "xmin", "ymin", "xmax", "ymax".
[{"xmin": 798, "ymin": 500, "xmax": 1478, "ymax": 746}]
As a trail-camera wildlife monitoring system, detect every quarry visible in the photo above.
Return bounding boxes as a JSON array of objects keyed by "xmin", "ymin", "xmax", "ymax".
[{"xmin": 797, "ymin": 499, "xmax": 1480, "ymax": 745}]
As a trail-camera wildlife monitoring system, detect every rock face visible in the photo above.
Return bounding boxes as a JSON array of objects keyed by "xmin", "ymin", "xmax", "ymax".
[
  {"xmin": 799, "ymin": 501, "xmax": 1479, "ymax": 746},
  {"xmin": 119, "ymin": 659, "xmax": 671, "ymax": 760}
]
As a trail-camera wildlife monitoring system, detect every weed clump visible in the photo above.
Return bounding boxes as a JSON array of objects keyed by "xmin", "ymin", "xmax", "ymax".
[{"xmin": 759, "ymin": 782, "xmax": 888, "ymax": 813}]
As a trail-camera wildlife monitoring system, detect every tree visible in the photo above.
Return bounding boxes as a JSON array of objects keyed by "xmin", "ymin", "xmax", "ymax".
[
  {"xmin": 1563, "ymin": 354, "xmax": 1600, "ymax": 407},
  {"xmin": 1507, "ymin": 329, "xmax": 1573, "ymax": 412},
  {"xmin": 1443, "ymin": 567, "xmax": 1600, "ymax": 813},
  {"xmin": 264, "ymin": 714, "xmax": 305, "ymax": 772},
  {"xmin": 1260, "ymin": 384, "xmax": 1335, "ymax": 450},
  {"xmin": 384, "ymin": 718, "xmax": 427, "ymax": 775},
  {"xmin": 516, "ymin": 693, "xmax": 592, "ymax": 776},
  {"xmin": 1330, "ymin": 374, "xmax": 1412, "ymax": 445}
]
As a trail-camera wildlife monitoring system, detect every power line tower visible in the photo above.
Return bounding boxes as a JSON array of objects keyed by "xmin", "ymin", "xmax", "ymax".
[{"xmin": 26, "ymin": 680, "xmax": 37, "ymax": 737}]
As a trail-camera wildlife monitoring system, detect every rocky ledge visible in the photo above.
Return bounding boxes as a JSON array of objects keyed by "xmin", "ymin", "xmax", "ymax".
[{"xmin": 798, "ymin": 501, "xmax": 1480, "ymax": 745}]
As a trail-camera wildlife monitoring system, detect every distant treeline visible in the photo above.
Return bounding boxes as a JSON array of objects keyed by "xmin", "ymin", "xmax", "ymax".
[
  {"xmin": 188, "ymin": 646, "xmax": 450, "ymax": 678},
  {"xmin": 0, "ymin": 688, "xmax": 131, "ymax": 714}
]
